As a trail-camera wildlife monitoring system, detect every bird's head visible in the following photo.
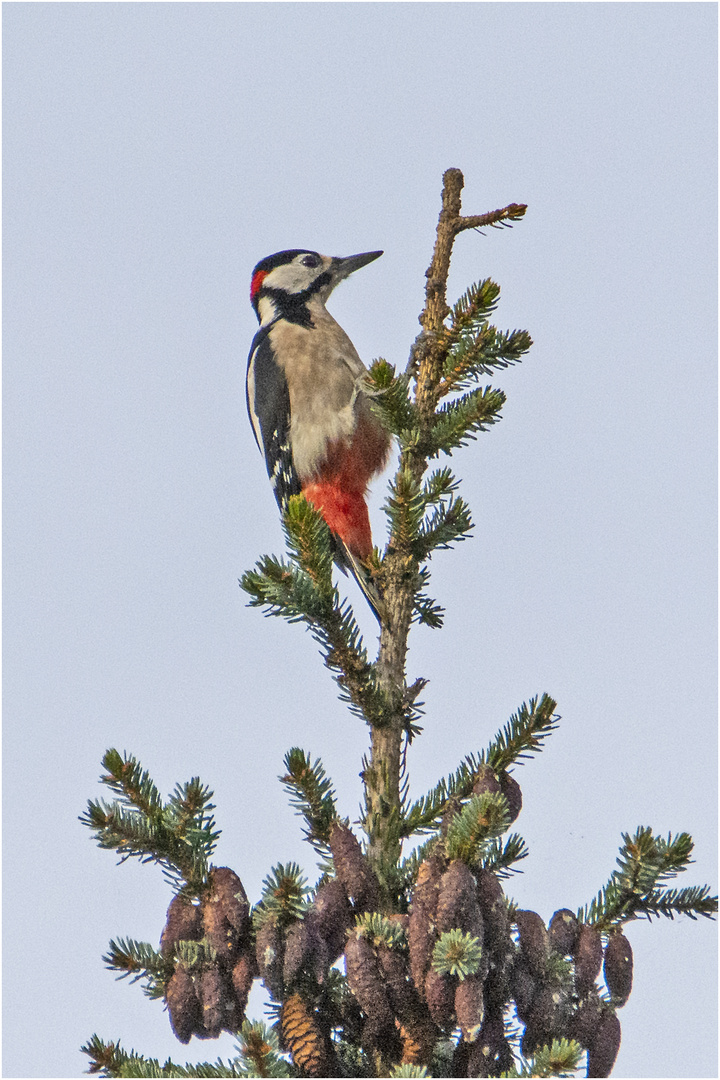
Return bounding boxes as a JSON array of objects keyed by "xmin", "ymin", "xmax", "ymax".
[{"xmin": 250, "ymin": 248, "xmax": 383, "ymax": 326}]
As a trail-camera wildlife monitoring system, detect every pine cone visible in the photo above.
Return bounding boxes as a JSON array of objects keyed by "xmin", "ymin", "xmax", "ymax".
[
  {"xmin": 398, "ymin": 1020, "xmax": 431, "ymax": 1066},
  {"xmin": 231, "ymin": 950, "xmax": 257, "ymax": 1015},
  {"xmin": 408, "ymin": 852, "xmax": 446, "ymax": 991},
  {"xmin": 282, "ymin": 919, "xmax": 312, "ymax": 988},
  {"xmin": 203, "ymin": 868, "xmax": 250, "ymax": 963},
  {"xmin": 514, "ymin": 910, "xmax": 549, "ymax": 978},
  {"xmin": 568, "ymin": 997, "xmax": 603, "ymax": 1050},
  {"xmin": 344, "ymin": 932, "xmax": 394, "ymax": 1030},
  {"xmin": 209, "ymin": 868, "xmax": 250, "ymax": 931},
  {"xmin": 424, "ymin": 968, "xmax": 455, "ymax": 1028},
  {"xmin": 160, "ymin": 895, "xmax": 203, "ymax": 960},
  {"xmin": 195, "ymin": 967, "xmax": 226, "ymax": 1039},
  {"xmin": 475, "ymin": 869, "xmax": 512, "ymax": 1011},
  {"xmin": 255, "ymin": 913, "xmax": 284, "ymax": 1000},
  {"xmin": 281, "ymin": 992, "xmax": 334, "ymax": 1076},
  {"xmin": 509, "ymin": 953, "xmax": 536, "ymax": 1023},
  {"xmin": 377, "ymin": 943, "xmax": 417, "ymax": 1018},
  {"xmin": 521, "ymin": 984, "xmax": 558, "ymax": 1057},
  {"xmin": 499, "ymin": 772, "xmax": 522, "ymax": 823},
  {"xmin": 603, "ymin": 932, "xmax": 633, "ymax": 1006},
  {"xmin": 548, "ymin": 908, "xmax": 579, "ymax": 955},
  {"xmin": 574, "ymin": 924, "xmax": 603, "ymax": 995},
  {"xmin": 587, "ymin": 1009, "xmax": 621, "ymax": 1078},
  {"xmin": 306, "ymin": 878, "xmax": 354, "ymax": 967},
  {"xmin": 165, "ymin": 965, "xmax": 200, "ymax": 1044},
  {"xmin": 437, "ymin": 860, "xmax": 484, "ymax": 941},
  {"xmin": 475, "ymin": 869, "xmax": 510, "ymax": 952},
  {"xmin": 471, "ymin": 764, "xmax": 502, "ymax": 798},
  {"xmin": 328, "ymin": 822, "xmax": 381, "ymax": 912},
  {"xmin": 467, "ymin": 1007, "xmax": 514, "ymax": 1078},
  {"xmin": 454, "ymin": 975, "xmax": 484, "ymax": 1042}
]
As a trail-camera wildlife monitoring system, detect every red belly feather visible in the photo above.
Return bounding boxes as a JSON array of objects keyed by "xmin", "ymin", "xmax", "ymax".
[{"xmin": 301, "ymin": 411, "xmax": 391, "ymax": 560}]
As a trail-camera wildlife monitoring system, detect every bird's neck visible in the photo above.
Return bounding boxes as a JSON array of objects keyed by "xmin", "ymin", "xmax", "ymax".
[{"xmin": 257, "ymin": 290, "xmax": 330, "ymax": 330}]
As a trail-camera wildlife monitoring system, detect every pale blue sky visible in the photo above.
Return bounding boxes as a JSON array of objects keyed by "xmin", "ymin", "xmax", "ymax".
[{"xmin": 4, "ymin": 3, "xmax": 717, "ymax": 1077}]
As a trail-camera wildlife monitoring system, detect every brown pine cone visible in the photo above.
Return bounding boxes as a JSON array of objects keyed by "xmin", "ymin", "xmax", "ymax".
[
  {"xmin": 306, "ymin": 877, "xmax": 354, "ymax": 966},
  {"xmin": 499, "ymin": 772, "xmax": 522, "ymax": 823},
  {"xmin": 424, "ymin": 968, "xmax": 455, "ymax": 1028},
  {"xmin": 160, "ymin": 895, "xmax": 203, "ymax": 960},
  {"xmin": 548, "ymin": 908, "xmax": 579, "ymax": 955},
  {"xmin": 195, "ymin": 967, "xmax": 227, "ymax": 1039},
  {"xmin": 437, "ymin": 860, "xmax": 484, "ymax": 941},
  {"xmin": 521, "ymin": 984, "xmax": 558, "ymax": 1057},
  {"xmin": 587, "ymin": 1009, "xmax": 621, "ymax": 1078},
  {"xmin": 328, "ymin": 822, "xmax": 381, "ymax": 912},
  {"xmin": 467, "ymin": 1007, "xmax": 514, "ymax": 1078},
  {"xmin": 472, "ymin": 765, "xmax": 502, "ymax": 798},
  {"xmin": 231, "ymin": 950, "xmax": 257, "ymax": 1015},
  {"xmin": 475, "ymin": 869, "xmax": 511, "ymax": 953},
  {"xmin": 208, "ymin": 868, "xmax": 250, "ymax": 932},
  {"xmin": 574, "ymin": 924, "xmax": 603, "ymax": 996},
  {"xmin": 454, "ymin": 975, "xmax": 484, "ymax": 1042},
  {"xmin": 203, "ymin": 868, "xmax": 250, "ymax": 963},
  {"xmin": 282, "ymin": 919, "xmax": 312, "ymax": 988},
  {"xmin": 408, "ymin": 852, "xmax": 446, "ymax": 991},
  {"xmin": 568, "ymin": 997, "xmax": 603, "ymax": 1050},
  {"xmin": 165, "ymin": 965, "xmax": 200, "ymax": 1044},
  {"xmin": 603, "ymin": 931, "xmax": 633, "ymax": 1006},
  {"xmin": 514, "ymin": 910, "xmax": 549, "ymax": 978},
  {"xmin": 396, "ymin": 1016, "xmax": 437, "ymax": 1067},
  {"xmin": 344, "ymin": 932, "xmax": 394, "ymax": 1030},
  {"xmin": 509, "ymin": 953, "xmax": 536, "ymax": 1023},
  {"xmin": 255, "ymin": 913, "xmax": 284, "ymax": 1000}
]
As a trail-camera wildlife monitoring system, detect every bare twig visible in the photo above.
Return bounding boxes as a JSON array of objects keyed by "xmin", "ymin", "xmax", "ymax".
[{"xmin": 364, "ymin": 169, "xmax": 525, "ymax": 903}]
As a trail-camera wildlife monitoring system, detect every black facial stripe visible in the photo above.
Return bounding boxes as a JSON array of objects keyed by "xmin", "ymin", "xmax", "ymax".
[{"xmin": 263, "ymin": 288, "xmax": 314, "ymax": 328}]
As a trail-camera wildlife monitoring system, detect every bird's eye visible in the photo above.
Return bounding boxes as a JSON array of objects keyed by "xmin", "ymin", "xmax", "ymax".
[{"xmin": 302, "ymin": 254, "xmax": 320, "ymax": 268}]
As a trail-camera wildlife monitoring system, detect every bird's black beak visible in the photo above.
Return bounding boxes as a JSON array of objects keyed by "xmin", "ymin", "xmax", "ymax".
[{"xmin": 331, "ymin": 250, "xmax": 383, "ymax": 282}]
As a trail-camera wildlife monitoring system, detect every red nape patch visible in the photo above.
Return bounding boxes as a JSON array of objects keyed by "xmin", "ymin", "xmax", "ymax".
[
  {"xmin": 302, "ymin": 483, "xmax": 373, "ymax": 561},
  {"xmin": 250, "ymin": 270, "xmax": 267, "ymax": 301}
]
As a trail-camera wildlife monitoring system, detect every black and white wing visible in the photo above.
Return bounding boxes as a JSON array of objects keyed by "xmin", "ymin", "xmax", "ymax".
[{"xmin": 246, "ymin": 328, "xmax": 301, "ymax": 513}]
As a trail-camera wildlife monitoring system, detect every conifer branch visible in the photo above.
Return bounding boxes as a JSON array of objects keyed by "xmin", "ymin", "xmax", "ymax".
[
  {"xmin": 501, "ymin": 1037, "xmax": 583, "ymax": 1078},
  {"xmin": 254, "ymin": 862, "xmax": 309, "ymax": 926},
  {"xmin": 455, "ymin": 202, "xmax": 528, "ymax": 235},
  {"xmin": 444, "ymin": 791, "xmax": 510, "ymax": 863},
  {"xmin": 241, "ymin": 502, "xmax": 392, "ymax": 728},
  {"xmin": 100, "ymin": 748, "xmax": 164, "ymax": 817},
  {"xmin": 235, "ymin": 1021, "xmax": 292, "ymax": 1078},
  {"xmin": 353, "ymin": 910, "xmax": 407, "ymax": 949},
  {"xmin": 103, "ymin": 937, "xmax": 168, "ymax": 998},
  {"xmin": 432, "ymin": 928, "xmax": 484, "ymax": 979},
  {"xmin": 424, "ymin": 385, "xmax": 506, "ymax": 457},
  {"xmin": 482, "ymin": 694, "xmax": 559, "ymax": 772},
  {"xmin": 280, "ymin": 749, "xmax": 338, "ymax": 856},
  {"xmin": 366, "ymin": 360, "xmax": 419, "ymax": 439},
  {"xmin": 80, "ymin": 752, "xmax": 219, "ymax": 894},
  {"xmin": 579, "ymin": 827, "xmax": 718, "ymax": 930},
  {"xmin": 401, "ymin": 696, "xmax": 558, "ymax": 836},
  {"xmin": 82, "ymin": 1035, "xmax": 251, "ymax": 1078},
  {"xmin": 480, "ymin": 833, "xmax": 530, "ymax": 878}
]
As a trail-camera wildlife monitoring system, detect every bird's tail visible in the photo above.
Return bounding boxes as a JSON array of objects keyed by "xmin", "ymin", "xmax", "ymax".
[
  {"xmin": 302, "ymin": 480, "xmax": 385, "ymax": 623},
  {"xmin": 334, "ymin": 540, "xmax": 385, "ymax": 624}
]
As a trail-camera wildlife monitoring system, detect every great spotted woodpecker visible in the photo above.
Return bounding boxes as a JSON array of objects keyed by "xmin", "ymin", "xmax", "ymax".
[{"xmin": 246, "ymin": 248, "xmax": 391, "ymax": 619}]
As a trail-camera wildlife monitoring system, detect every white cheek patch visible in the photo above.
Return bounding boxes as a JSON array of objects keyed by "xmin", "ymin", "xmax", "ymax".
[
  {"xmin": 257, "ymin": 295, "xmax": 278, "ymax": 326},
  {"xmin": 263, "ymin": 257, "xmax": 330, "ymax": 295}
]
